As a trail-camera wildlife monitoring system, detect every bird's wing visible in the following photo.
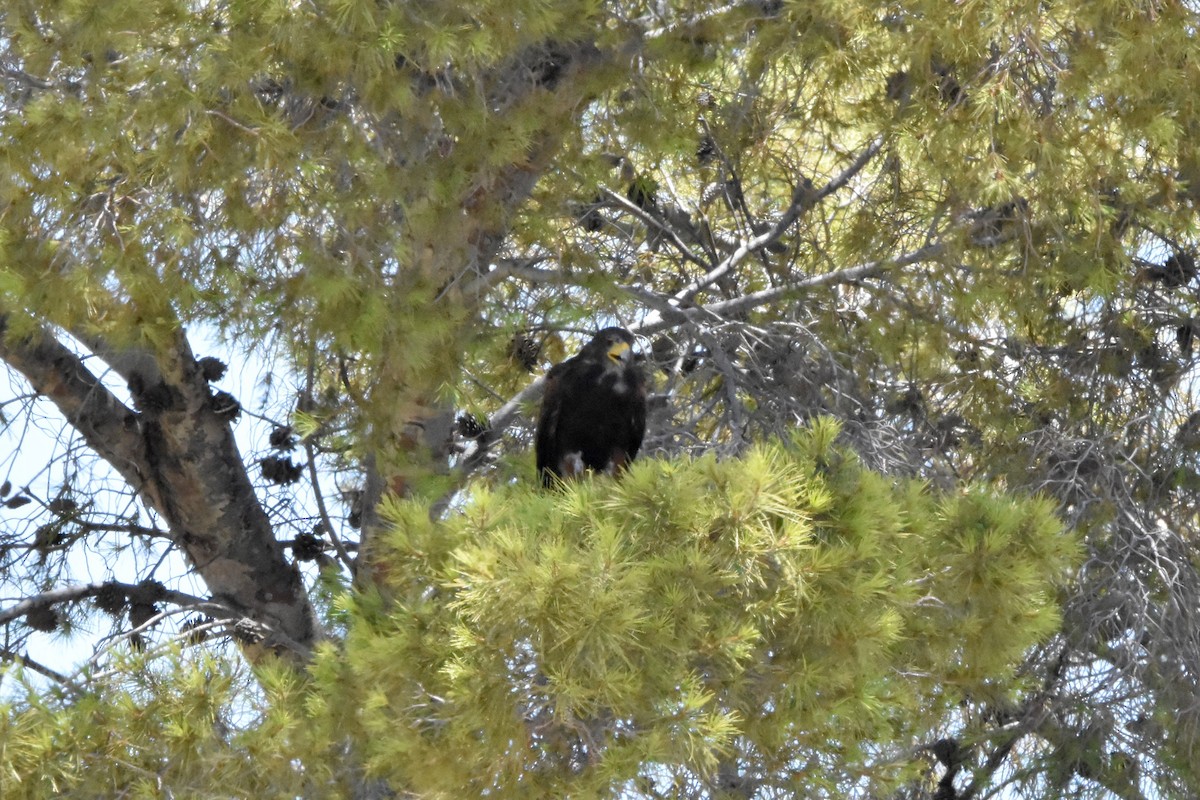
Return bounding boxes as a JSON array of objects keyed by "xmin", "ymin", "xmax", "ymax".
[
  {"xmin": 535, "ymin": 361, "xmax": 569, "ymax": 480},
  {"xmin": 627, "ymin": 369, "xmax": 648, "ymax": 460}
]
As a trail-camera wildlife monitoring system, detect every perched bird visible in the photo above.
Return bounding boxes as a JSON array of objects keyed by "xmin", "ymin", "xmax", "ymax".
[{"xmin": 536, "ymin": 327, "xmax": 647, "ymax": 487}]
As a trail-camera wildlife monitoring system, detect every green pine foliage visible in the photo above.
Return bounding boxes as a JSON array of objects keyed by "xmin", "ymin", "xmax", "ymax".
[
  {"xmin": 0, "ymin": 652, "xmax": 309, "ymax": 799},
  {"xmin": 0, "ymin": 425, "xmax": 1075, "ymax": 798},
  {"xmin": 314, "ymin": 421, "xmax": 1077, "ymax": 796}
]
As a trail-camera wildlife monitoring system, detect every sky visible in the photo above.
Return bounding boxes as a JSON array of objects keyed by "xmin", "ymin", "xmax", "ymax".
[{"xmin": 0, "ymin": 324, "xmax": 332, "ymax": 693}]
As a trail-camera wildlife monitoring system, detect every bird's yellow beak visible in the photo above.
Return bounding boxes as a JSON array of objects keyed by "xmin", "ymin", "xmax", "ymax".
[{"xmin": 607, "ymin": 341, "xmax": 631, "ymax": 363}]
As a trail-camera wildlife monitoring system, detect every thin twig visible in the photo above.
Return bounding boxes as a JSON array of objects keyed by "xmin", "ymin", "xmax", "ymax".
[
  {"xmin": 673, "ymin": 135, "xmax": 885, "ymax": 305},
  {"xmin": 0, "ymin": 648, "xmax": 87, "ymax": 695},
  {"xmin": 600, "ymin": 187, "xmax": 712, "ymax": 271},
  {"xmin": 303, "ymin": 344, "xmax": 356, "ymax": 574}
]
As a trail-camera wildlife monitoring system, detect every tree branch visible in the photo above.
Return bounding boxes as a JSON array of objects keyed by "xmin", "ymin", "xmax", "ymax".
[
  {"xmin": 0, "ymin": 316, "xmax": 319, "ymax": 663},
  {"xmin": 303, "ymin": 347, "xmax": 356, "ymax": 575},
  {"xmin": 449, "ymin": 239, "xmax": 943, "ymax": 483},
  {"xmin": 638, "ymin": 241, "xmax": 945, "ymax": 333},
  {"xmin": 0, "ymin": 581, "xmax": 208, "ymax": 626},
  {"xmin": 0, "ymin": 648, "xmax": 85, "ymax": 694},
  {"xmin": 0, "ymin": 319, "xmax": 157, "ymax": 502},
  {"xmin": 673, "ymin": 136, "xmax": 885, "ymax": 305},
  {"xmin": 599, "ymin": 187, "xmax": 713, "ymax": 271}
]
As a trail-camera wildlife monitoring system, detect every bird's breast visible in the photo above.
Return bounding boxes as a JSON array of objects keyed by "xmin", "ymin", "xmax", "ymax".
[{"xmin": 593, "ymin": 368, "xmax": 635, "ymax": 397}]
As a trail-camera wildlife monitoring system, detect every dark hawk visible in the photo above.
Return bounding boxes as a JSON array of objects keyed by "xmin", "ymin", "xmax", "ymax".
[{"xmin": 536, "ymin": 327, "xmax": 647, "ymax": 487}]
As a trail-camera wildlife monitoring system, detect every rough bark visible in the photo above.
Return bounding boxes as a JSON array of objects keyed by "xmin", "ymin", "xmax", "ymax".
[{"xmin": 0, "ymin": 318, "xmax": 317, "ymax": 661}]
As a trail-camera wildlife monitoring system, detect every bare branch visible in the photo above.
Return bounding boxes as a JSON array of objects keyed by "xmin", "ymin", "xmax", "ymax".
[
  {"xmin": 459, "ymin": 257, "xmax": 555, "ymax": 297},
  {"xmin": 303, "ymin": 346, "xmax": 356, "ymax": 575},
  {"xmin": 600, "ymin": 187, "xmax": 713, "ymax": 270},
  {"xmin": 0, "ymin": 317, "xmax": 319, "ymax": 662},
  {"xmin": 448, "ymin": 240, "xmax": 945, "ymax": 483},
  {"xmin": 673, "ymin": 136, "xmax": 885, "ymax": 305},
  {"xmin": 0, "ymin": 581, "xmax": 208, "ymax": 626},
  {"xmin": 0, "ymin": 648, "xmax": 85, "ymax": 694},
  {"xmin": 640, "ymin": 241, "xmax": 945, "ymax": 333}
]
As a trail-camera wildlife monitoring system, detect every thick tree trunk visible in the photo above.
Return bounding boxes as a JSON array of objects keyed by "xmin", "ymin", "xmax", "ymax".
[{"xmin": 0, "ymin": 318, "xmax": 317, "ymax": 661}]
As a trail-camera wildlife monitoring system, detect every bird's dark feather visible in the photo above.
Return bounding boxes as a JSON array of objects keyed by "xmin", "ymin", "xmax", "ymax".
[{"xmin": 536, "ymin": 328, "xmax": 647, "ymax": 487}]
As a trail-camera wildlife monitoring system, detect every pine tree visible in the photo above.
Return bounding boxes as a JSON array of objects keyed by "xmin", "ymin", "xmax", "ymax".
[{"xmin": 0, "ymin": 0, "xmax": 1197, "ymax": 797}]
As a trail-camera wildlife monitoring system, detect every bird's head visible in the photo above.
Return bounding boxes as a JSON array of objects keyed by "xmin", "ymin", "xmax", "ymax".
[
  {"xmin": 586, "ymin": 326, "xmax": 637, "ymax": 367},
  {"xmin": 607, "ymin": 339, "xmax": 632, "ymax": 365}
]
